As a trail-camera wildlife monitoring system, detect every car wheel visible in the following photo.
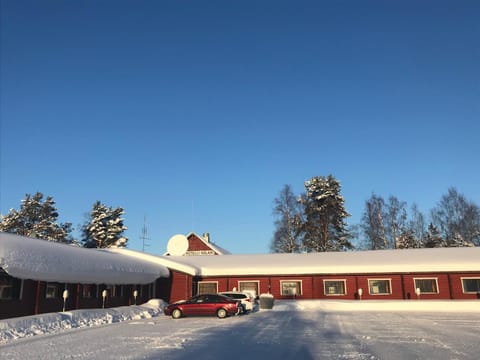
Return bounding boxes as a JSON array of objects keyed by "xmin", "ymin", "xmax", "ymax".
[
  {"xmin": 171, "ymin": 308, "xmax": 182, "ymax": 319},
  {"xmin": 217, "ymin": 308, "xmax": 228, "ymax": 319}
]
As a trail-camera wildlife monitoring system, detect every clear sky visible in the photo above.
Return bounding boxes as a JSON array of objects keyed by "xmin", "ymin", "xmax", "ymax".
[{"xmin": 1, "ymin": 0, "xmax": 479, "ymax": 255}]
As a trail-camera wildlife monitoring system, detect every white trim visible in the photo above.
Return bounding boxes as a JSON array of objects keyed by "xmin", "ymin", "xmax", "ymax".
[
  {"xmin": 368, "ymin": 278, "xmax": 392, "ymax": 295},
  {"xmin": 413, "ymin": 277, "xmax": 439, "ymax": 294},
  {"xmin": 45, "ymin": 283, "xmax": 58, "ymax": 299},
  {"xmin": 238, "ymin": 280, "xmax": 260, "ymax": 295},
  {"xmin": 280, "ymin": 280, "xmax": 303, "ymax": 296},
  {"xmin": 197, "ymin": 281, "xmax": 218, "ymax": 294},
  {"xmin": 323, "ymin": 279, "xmax": 347, "ymax": 296},
  {"xmin": 460, "ymin": 277, "xmax": 480, "ymax": 294}
]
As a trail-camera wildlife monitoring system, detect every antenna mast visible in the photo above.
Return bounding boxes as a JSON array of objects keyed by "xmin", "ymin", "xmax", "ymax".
[{"xmin": 140, "ymin": 216, "xmax": 150, "ymax": 252}]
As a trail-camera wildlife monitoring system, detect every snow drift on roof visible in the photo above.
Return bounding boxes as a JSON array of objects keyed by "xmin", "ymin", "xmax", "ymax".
[
  {"xmin": 0, "ymin": 233, "xmax": 169, "ymax": 284},
  {"xmin": 107, "ymin": 247, "xmax": 200, "ymax": 276},
  {"xmin": 145, "ymin": 247, "xmax": 480, "ymax": 276}
]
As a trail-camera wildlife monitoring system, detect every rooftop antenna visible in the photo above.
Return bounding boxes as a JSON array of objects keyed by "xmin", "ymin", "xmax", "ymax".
[
  {"xmin": 140, "ymin": 216, "xmax": 150, "ymax": 252},
  {"xmin": 191, "ymin": 199, "xmax": 195, "ymax": 232}
]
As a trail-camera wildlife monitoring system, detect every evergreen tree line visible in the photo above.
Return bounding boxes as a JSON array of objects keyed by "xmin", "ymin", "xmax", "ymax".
[
  {"xmin": 271, "ymin": 175, "xmax": 480, "ymax": 253},
  {"xmin": 0, "ymin": 192, "xmax": 127, "ymax": 248}
]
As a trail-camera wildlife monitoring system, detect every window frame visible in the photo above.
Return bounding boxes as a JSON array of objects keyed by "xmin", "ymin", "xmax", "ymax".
[
  {"xmin": 45, "ymin": 283, "xmax": 59, "ymax": 299},
  {"xmin": 413, "ymin": 278, "xmax": 439, "ymax": 294},
  {"xmin": 323, "ymin": 279, "xmax": 347, "ymax": 296},
  {"xmin": 0, "ymin": 269, "xmax": 22, "ymax": 301},
  {"xmin": 461, "ymin": 277, "xmax": 480, "ymax": 294},
  {"xmin": 368, "ymin": 278, "xmax": 392, "ymax": 295},
  {"xmin": 197, "ymin": 281, "xmax": 218, "ymax": 295},
  {"xmin": 238, "ymin": 281, "xmax": 260, "ymax": 296},
  {"xmin": 280, "ymin": 280, "xmax": 303, "ymax": 296}
]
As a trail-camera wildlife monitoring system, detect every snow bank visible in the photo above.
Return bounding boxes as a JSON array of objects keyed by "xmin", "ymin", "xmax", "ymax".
[
  {"xmin": 0, "ymin": 299, "xmax": 167, "ymax": 344},
  {"xmin": 273, "ymin": 299, "xmax": 480, "ymax": 313}
]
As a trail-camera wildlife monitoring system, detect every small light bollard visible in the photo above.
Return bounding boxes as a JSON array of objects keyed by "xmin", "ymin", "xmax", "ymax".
[
  {"xmin": 415, "ymin": 287, "xmax": 421, "ymax": 300},
  {"xmin": 133, "ymin": 290, "xmax": 138, "ymax": 305},
  {"xmin": 102, "ymin": 289, "xmax": 108, "ymax": 309},
  {"xmin": 62, "ymin": 289, "xmax": 69, "ymax": 312},
  {"xmin": 358, "ymin": 288, "xmax": 363, "ymax": 300}
]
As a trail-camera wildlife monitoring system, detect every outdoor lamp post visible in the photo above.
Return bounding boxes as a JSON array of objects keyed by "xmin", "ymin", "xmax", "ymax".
[
  {"xmin": 62, "ymin": 289, "xmax": 69, "ymax": 312},
  {"xmin": 358, "ymin": 288, "xmax": 363, "ymax": 300},
  {"xmin": 102, "ymin": 289, "xmax": 108, "ymax": 308},
  {"xmin": 133, "ymin": 290, "xmax": 138, "ymax": 305}
]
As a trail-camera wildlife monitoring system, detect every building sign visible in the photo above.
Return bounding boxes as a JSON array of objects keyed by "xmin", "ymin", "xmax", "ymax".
[{"xmin": 185, "ymin": 250, "xmax": 216, "ymax": 256}]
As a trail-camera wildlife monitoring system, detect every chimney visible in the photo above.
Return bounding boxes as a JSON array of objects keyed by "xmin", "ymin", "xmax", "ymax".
[{"xmin": 203, "ymin": 232, "xmax": 210, "ymax": 243}]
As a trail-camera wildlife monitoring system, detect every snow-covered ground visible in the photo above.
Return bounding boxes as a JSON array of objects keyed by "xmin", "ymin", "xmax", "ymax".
[{"xmin": 1, "ymin": 300, "xmax": 480, "ymax": 359}]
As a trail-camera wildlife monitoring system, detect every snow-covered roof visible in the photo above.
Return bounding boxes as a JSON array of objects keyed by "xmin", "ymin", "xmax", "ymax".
[
  {"xmin": 0, "ymin": 233, "xmax": 169, "ymax": 284},
  {"xmin": 107, "ymin": 247, "xmax": 200, "ymax": 275},
  {"xmin": 135, "ymin": 247, "xmax": 480, "ymax": 277}
]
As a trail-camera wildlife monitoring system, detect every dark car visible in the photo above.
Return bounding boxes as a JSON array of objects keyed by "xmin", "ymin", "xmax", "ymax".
[{"xmin": 164, "ymin": 294, "xmax": 241, "ymax": 319}]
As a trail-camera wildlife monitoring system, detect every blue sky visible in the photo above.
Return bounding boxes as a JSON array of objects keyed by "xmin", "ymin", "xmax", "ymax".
[{"xmin": 1, "ymin": 0, "xmax": 479, "ymax": 254}]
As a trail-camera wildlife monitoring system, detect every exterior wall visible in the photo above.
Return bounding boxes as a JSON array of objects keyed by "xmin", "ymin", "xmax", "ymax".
[
  {"xmin": 167, "ymin": 271, "xmax": 193, "ymax": 303},
  {"xmin": 3, "ymin": 269, "xmax": 480, "ymax": 320},
  {"xmin": 227, "ymin": 277, "xmax": 271, "ymax": 295},
  {"xmin": 0, "ymin": 277, "xmax": 157, "ymax": 320},
  {"xmin": 401, "ymin": 274, "xmax": 451, "ymax": 300},
  {"xmin": 187, "ymin": 234, "xmax": 215, "ymax": 252},
  {"xmin": 269, "ymin": 275, "xmax": 314, "ymax": 299},
  {"xmin": 0, "ymin": 279, "xmax": 36, "ymax": 319},
  {"xmin": 193, "ymin": 272, "xmax": 480, "ymax": 301},
  {"xmin": 355, "ymin": 275, "xmax": 404, "ymax": 300},
  {"xmin": 449, "ymin": 273, "xmax": 480, "ymax": 299},
  {"xmin": 313, "ymin": 275, "xmax": 358, "ymax": 300}
]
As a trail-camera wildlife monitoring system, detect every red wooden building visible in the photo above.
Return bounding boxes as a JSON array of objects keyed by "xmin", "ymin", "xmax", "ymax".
[
  {"xmin": 115, "ymin": 244, "xmax": 480, "ymax": 303},
  {"xmin": 2, "ymin": 232, "xmax": 480, "ymax": 320}
]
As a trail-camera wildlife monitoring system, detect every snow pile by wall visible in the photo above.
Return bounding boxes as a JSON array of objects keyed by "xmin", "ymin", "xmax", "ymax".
[{"xmin": 0, "ymin": 299, "xmax": 167, "ymax": 344}]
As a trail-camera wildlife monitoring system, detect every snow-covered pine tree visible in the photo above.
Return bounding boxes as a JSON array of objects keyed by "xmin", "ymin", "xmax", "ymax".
[
  {"xmin": 82, "ymin": 201, "xmax": 128, "ymax": 248},
  {"xmin": 0, "ymin": 192, "xmax": 72, "ymax": 242},
  {"xmin": 396, "ymin": 229, "xmax": 420, "ymax": 249},
  {"xmin": 423, "ymin": 223, "xmax": 446, "ymax": 248},
  {"xmin": 446, "ymin": 233, "xmax": 475, "ymax": 248},
  {"xmin": 299, "ymin": 175, "xmax": 352, "ymax": 252},
  {"xmin": 270, "ymin": 185, "xmax": 303, "ymax": 253}
]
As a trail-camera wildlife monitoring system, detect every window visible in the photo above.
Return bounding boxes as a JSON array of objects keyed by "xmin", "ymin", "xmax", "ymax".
[
  {"xmin": 82, "ymin": 284, "xmax": 97, "ymax": 298},
  {"xmin": 281, "ymin": 280, "xmax": 302, "ymax": 296},
  {"xmin": 45, "ymin": 283, "xmax": 59, "ymax": 299},
  {"xmin": 238, "ymin": 281, "xmax": 260, "ymax": 296},
  {"xmin": 462, "ymin": 278, "xmax": 480, "ymax": 293},
  {"xmin": 197, "ymin": 281, "xmax": 218, "ymax": 295},
  {"xmin": 0, "ymin": 269, "xmax": 22, "ymax": 300},
  {"xmin": 324, "ymin": 280, "xmax": 347, "ymax": 296},
  {"xmin": 368, "ymin": 279, "xmax": 391, "ymax": 295},
  {"xmin": 414, "ymin": 278, "xmax": 438, "ymax": 294}
]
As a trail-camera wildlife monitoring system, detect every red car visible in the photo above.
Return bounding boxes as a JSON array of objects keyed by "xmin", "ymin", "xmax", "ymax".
[{"xmin": 164, "ymin": 294, "xmax": 240, "ymax": 319}]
